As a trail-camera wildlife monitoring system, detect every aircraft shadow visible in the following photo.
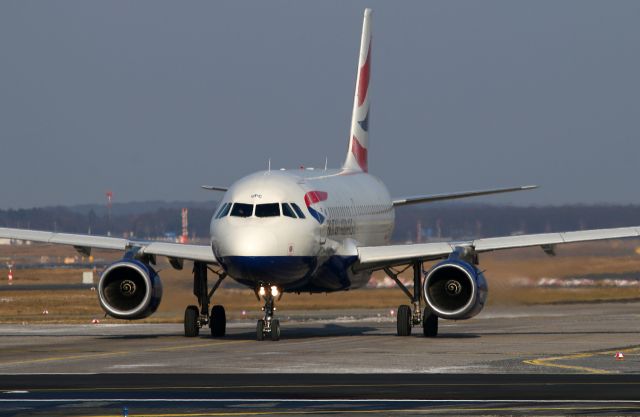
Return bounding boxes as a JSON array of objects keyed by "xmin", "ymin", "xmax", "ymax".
[
  {"xmin": 207, "ymin": 326, "xmax": 480, "ymax": 340},
  {"xmin": 220, "ymin": 324, "xmax": 379, "ymax": 340}
]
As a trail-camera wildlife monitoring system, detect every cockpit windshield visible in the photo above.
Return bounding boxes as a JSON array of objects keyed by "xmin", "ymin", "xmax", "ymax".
[
  {"xmin": 215, "ymin": 202, "xmax": 232, "ymax": 219},
  {"xmin": 219, "ymin": 202, "xmax": 306, "ymax": 219},
  {"xmin": 255, "ymin": 203, "xmax": 280, "ymax": 217},
  {"xmin": 290, "ymin": 203, "xmax": 306, "ymax": 219},
  {"xmin": 281, "ymin": 203, "xmax": 296, "ymax": 218},
  {"xmin": 230, "ymin": 203, "xmax": 253, "ymax": 217}
]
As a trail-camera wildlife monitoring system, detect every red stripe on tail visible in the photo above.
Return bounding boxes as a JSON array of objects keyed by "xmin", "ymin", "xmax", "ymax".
[{"xmin": 357, "ymin": 44, "xmax": 371, "ymax": 107}]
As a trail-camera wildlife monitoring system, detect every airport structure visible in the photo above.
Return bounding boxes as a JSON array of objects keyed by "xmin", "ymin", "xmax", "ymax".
[{"xmin": 2, "ymin": 9, "xmax": 640, "ymax": 341}]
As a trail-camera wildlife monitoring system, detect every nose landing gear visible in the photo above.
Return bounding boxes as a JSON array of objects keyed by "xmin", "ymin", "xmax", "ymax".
[{"xmin": 256, "ymin": 285, "xmax": 281, "ymax": 341}]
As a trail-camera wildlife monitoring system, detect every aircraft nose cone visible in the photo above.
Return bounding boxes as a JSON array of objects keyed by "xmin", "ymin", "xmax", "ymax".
[
  {"xmin": 213, "ymin": 227, "xmax": 315, "ymax": 284},
  {"xmin": 218, "ymin": 227, "xmax": 278, "ymax": 258}
]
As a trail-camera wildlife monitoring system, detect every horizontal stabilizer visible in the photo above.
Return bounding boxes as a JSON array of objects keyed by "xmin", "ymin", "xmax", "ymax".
[
  {"xmin": 392, "ymin": 185, "xmax": 537, "ymax": 207},
  {"xmin": 201, "ymin": 185, "xmax": 229, "ymax": 192}
]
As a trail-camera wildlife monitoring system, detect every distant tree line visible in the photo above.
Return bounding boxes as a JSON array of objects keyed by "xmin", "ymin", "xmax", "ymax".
[
  {"xmin": 1, "ymin": 201, "xmax": 639, "ymax": 242},
  {"xmin": 0, "ymin": 202, "xmax": 218, "ymax": 240},
  {"xmin": 394, "ymin": 204, "xmax": 640, "ymax": 242}
]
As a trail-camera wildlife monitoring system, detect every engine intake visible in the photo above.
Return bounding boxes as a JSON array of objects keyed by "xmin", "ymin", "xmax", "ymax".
[
  {"xmin": 423, "ymin": 259, "xmax": 488, "ymax": 320},
  {"xmin": 98, "ymin": 260, "xmax": 163, "ymax": 319}
]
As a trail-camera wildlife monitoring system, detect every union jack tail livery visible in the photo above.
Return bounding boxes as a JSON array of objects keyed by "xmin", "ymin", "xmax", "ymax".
[{"xmin": 343, "ymin": 8, "xmax": 372, "ymax": 173}]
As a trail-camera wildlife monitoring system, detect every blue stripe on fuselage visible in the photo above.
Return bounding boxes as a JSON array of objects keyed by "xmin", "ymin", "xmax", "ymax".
[
  {"xmin": 307, "ymin": 206, "xmax": 325, "ymax": 224},
  {"xmin": 219, "ymin": 255, "xmax": 362, "ymax": 292}
]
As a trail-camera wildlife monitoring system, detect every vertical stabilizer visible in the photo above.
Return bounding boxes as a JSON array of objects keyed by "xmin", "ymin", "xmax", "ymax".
[{"xmin": 343, "ymin": 8, "xmax": 372, "ymax": 173}]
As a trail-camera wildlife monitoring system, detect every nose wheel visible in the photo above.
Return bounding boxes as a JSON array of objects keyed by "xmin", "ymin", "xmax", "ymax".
[{"xmin": 256, "ymin": 285, "xmax": 281, "ymax": 341}]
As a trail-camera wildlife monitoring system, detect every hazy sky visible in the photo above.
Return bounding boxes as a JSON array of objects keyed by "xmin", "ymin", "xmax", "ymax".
[{"xmin": 1, "ymin": 1, "xmax": 639, "ymax": 209}]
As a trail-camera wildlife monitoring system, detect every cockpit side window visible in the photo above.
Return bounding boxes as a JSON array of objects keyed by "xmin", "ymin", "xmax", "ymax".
[
  {"xmin": 281, "ymin": 203, "xmax": 296, "ymax": 218},
  {"xmin": 291, "ymin": 203, "xmax": 306, "ymax": 219},
  {"xmin": 214, "ymin": 203, "xmax": 227, "ymax": 219},
  {"xmin": 255, "ymin": 203, "xmax": 280, "ymax": 218},
  {"xmin": 230, "ymin": 203, "xmax": 253, "ymax": 217},
  {"xmin": 216, "ymin": 202, "xmax": 232, "ymax": 219}
]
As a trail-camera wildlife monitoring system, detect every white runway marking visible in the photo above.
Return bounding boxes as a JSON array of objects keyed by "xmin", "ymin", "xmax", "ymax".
[{"xmin": 109, "ymin": 364, "xmax": 164, "ymax": 369}]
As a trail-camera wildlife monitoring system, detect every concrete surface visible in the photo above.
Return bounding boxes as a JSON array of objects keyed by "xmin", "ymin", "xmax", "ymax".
[{"xmin": 0, "ymin": 301, "xmax": 639, "ymax": 374}]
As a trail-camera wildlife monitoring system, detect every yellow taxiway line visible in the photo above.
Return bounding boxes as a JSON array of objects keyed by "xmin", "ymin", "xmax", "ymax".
[{"xmin": 524, "ymin": 345, "xmax": 640, "ymax": 373}]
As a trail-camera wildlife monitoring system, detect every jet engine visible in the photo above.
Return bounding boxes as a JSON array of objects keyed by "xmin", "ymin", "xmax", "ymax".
[
  {"xmin": 423, "ymin": 259, "xmax": 488, "ymax": 320},
  {"xmin": 97, "ymin": 259, "xmax": 163, "ymax": 319}
]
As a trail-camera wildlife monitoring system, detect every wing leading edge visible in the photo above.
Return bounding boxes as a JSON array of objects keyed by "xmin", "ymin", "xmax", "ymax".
[
  {"xmin": 0, "ymin": 227, "xmax": 217, "ymax": 264},
  {"xmin": 356, "ymin": 226, "xmax": 640, "ymax": 271},
  {"xmin": 392, "ymin": 185, "xmax": 537, "ymax": 207}
]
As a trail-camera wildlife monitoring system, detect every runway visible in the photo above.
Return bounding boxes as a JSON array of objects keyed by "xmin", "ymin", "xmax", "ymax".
[
  {"xmin": 1, "ymin": 301, "xmax": 639, "ymax": 415},
  {"xmin": 1, "ymin": 374, "xmax": 640, "ymax": 416}
]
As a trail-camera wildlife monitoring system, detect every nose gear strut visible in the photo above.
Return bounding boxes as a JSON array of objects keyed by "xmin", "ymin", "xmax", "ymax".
[{"xmin": 256, "ymin": 285, "xmax": 281, "ymax": 341}]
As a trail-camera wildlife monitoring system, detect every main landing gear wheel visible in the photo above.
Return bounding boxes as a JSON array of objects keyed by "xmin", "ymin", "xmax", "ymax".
[
  {"xmin": 184, "ymin": 305, "xmax": 199, "ymax": 337},
  {"xmin": 210, "ymin": 305, "xmax": 226, "ymax": 337},
  {"xmin": 423, "ymin": 308, "xmax": 438, "ymax": 337},
  {"xmin": 388, "ymin": 261, "xmax": 438, "ymax": 339},
  {"xmin": 396, "ymin": 305, "xmax": 412, "ymax": 336},
  {"xmin": 184, "ymin": 262, "xmax": 227, "ymax": 339}
]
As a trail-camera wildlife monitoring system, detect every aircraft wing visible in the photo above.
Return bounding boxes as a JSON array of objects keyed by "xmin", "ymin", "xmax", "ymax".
[
  {"xmin": 392, "ymin": 185, "xmax": 537, "ymax": 206},
  {"xmin": 356, "ymin": 226, "xmax": 640, "ymax": 270},
  {"xmin": 0, "ymin": 227, "xmax": 217, "ymax": 264}
]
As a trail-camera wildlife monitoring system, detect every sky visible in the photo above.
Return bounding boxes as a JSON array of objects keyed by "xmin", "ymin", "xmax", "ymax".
[{"xmin": 1, "ymin": 1, "xmax": 639, "ymax": 209}]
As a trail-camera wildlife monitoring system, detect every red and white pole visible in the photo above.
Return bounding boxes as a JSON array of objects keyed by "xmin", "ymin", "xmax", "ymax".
[{"xmin": 181, "ymin": 208, "xmax": 188, "ymax": 243}]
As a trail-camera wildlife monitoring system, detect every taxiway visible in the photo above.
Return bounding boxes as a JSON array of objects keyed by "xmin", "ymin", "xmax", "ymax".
[
  {"xmin": 1, "ymin": 302, "xmax": 640, "ymax": 415},
  {"xmin": 0, "ymin": 301, "xmax": 638, "ymax": 374}
]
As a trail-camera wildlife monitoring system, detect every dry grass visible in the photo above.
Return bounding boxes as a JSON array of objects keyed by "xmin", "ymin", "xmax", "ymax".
[{"xmin": 0, "ymin": 288, "xmax": 412, "ymax": 324}]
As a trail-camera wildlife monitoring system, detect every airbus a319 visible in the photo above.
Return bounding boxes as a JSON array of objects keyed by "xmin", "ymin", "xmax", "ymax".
[{"xmin": 2, "ymin": 9, "xmax": 638, "ymax": 341}]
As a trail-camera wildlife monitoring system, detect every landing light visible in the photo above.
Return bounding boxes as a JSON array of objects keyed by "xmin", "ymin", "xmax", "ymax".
[
  {"xmin": 258, "ymin": 286, "xmax": 266, "ymax": 297},
  {"xmin": 271, "ymin": 286, "xmax": 279, "ymax": 297}
]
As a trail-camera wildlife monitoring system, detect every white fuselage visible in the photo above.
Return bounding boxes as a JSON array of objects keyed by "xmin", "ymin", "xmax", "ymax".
[{"xmin": 210, "ymin": 168, "xmax": 394, "ymax": 292}]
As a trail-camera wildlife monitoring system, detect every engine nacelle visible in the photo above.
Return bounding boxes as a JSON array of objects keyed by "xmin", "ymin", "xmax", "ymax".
[
  {"xmin": 423, "ymin": 259, "xmax": 488, "ymax": 320},
  {"xmin": 98, "ymin": 259, "xmax": 163, "ymax": 319}
]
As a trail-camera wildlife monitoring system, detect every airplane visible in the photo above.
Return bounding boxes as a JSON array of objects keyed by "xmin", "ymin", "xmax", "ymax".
[{"xmin": 2, "ymin": 8, "xmax": 640, "ymax": 341}]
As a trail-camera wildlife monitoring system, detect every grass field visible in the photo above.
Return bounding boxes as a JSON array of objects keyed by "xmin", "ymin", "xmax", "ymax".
[{"xmin": 1, "ymin": 240, "xmax": 640, "ymax": 324}]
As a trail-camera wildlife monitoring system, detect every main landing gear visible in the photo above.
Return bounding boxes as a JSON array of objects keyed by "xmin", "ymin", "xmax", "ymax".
[
  {"xmin": 184, "ymin": 262, "xmax": 227, "ymax": 338},
  {"xmin": 385, "ymin": 262, "xmax": 438, "ymax": 338},
  {"xmin": 255, "ymin": 285, "xmax": 281, "ymax": 341}
]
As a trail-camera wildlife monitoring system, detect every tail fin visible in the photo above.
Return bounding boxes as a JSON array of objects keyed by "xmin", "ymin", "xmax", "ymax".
[{"xmin": 343, "ymin": 8, "xmax": 372, "ymax": 173}]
